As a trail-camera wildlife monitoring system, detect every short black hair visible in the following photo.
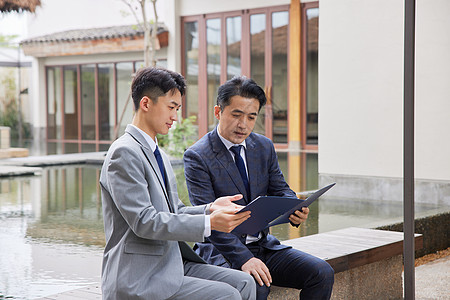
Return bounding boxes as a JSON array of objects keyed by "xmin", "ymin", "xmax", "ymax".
[
  {"xmin": 131, "ymin": 67, "xmax": 186, "ymax": 111},
  {"xmin": 216, "ymin": 76, "xmax": 267, "ymax": 112}
]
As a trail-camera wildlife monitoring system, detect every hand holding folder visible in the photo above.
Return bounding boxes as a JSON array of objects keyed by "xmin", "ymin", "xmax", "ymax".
[{"xmin": 232, "ymin": 183, "xmax": 336, "ymax": 235}]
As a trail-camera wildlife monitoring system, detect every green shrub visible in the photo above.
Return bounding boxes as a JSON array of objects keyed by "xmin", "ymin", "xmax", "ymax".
[
  {"xmin": 157, "ymin": 114, "xmax": 197, "ymax": 158},
  {"xmin": 0, "ymin": 99, "xmax": 32, "ymax": 142},
  {"xmin": 0, "ymin": 69, "xmax": 32, "ymax": 142}
]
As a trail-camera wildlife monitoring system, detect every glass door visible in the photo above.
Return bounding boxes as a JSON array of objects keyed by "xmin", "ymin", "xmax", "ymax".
[{"xmin": 181, "ymin": 5, "xmax": 289, "ymax": 142}]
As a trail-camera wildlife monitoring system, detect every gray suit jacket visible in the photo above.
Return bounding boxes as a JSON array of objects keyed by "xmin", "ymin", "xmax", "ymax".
[{"xmin": 100, "ymin": 125, "xmax": 207, "ymax": 299}]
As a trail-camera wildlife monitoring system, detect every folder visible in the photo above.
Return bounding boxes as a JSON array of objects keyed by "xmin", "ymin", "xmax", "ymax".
[{"xmin": 232, "ymin": 183, "xmax": 336, "ymax": 235}]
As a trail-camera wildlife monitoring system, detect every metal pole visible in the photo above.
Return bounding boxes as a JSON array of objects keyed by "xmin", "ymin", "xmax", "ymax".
[
  {"xmin": 404, "ymin": 0, "xmax": 415, "ymax": 299},
  {"xmin": 17, "ymin": 45, "xmax": 23, "ymax": 147}
]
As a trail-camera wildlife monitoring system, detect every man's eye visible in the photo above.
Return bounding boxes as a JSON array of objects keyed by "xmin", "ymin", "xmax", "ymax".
[{"xmin": 169, "ymin": 106, "xmax": 175, "ymax": 110}]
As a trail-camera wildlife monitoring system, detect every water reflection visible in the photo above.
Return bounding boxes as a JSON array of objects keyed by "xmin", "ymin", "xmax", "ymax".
[{"xmin": 0, "ymin": 166, "xmax": 103, "ymax": 299}]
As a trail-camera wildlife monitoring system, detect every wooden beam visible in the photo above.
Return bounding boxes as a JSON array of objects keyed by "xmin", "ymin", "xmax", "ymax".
[{"xmin": 288, "ymin": 0, "xmax": 302, "ymax": 150}]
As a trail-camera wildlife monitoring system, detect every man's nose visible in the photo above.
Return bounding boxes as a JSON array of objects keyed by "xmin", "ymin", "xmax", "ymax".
[
  {"xmin": 172, "ymin": 111, "xmax": 178, "ymax": 121},
  {"xmin": 238, "ymin": 117, "xmax": 246, "ymax": 128}
]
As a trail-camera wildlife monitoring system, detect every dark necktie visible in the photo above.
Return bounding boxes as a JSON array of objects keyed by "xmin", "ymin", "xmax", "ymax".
[
  {"xmin": 230, "ymin": 145, "xmax": 250, "ymax": 200},
  {"xmin": 154, "ymin": 145, "xmax": 166, "ymax": 186},
  {"xmin": 230, "ymin": 145, "xmax": 258, "ymax": 238}
]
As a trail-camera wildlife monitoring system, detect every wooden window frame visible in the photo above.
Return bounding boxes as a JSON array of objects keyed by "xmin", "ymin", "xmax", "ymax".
[
  {"xmin": 181, "ymin": 5, "xmax": 290, "ymax": 142},
  {"xmin": 301, "ymin": 1, "xmax": 319, "ymax": 151}
]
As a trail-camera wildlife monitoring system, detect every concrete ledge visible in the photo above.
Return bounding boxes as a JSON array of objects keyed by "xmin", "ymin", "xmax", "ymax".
[
  {"xmin": 267, "ymin": 227, "xmax": 422, "ymax": 300},
  {"xmin": 0, "ymin": 148, "xmax": 29, "ymax": 159},
  {"xmin": 377, "ymin": 211, "xmax": 450, "ymax": 258},
  {"xmin": 0, "ymin": 152, "xmax": 106, "ymax": 166},
  {"xmin": 0, "ymin": 165, "xmax": 42, "ymax": 177},
  {"xmin": 319, "ymin": 173, "xmax": 450, "ymax": 206}
]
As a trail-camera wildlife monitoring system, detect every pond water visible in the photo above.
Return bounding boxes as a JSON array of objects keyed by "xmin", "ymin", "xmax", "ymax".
[{"xmin": 0, "ymin": 153, "xmax": 446, "ymax": 299}]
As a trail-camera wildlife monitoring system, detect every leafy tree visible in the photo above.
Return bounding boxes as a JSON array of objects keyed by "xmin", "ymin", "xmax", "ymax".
[
  {"xmin": 121, "ymin": 0, "xmax": 159, "ymax": 67},
  {"xmin": 0, "ymin": 34, "xmax": 19, "ymax": 47}
]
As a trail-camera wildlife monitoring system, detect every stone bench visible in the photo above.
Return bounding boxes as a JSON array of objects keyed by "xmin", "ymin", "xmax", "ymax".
[{"xmin": 268, "ymin": 227, "xmax": 423, "ymax": 300}]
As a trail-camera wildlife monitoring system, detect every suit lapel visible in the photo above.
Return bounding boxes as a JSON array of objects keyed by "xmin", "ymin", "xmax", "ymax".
[
  {"xmin": 125, "ymin": 125, "xmax": 171, "ymax": 210},
  {"xmin": 245, "ymin": 134, "xmax": 258, "ymax": 202},
  {"xmin": 210, "ymin": 128, "xmax": 250, "ymax": 202},
  {"xmin": 160, "ymin": 150, "xmax": 177, "ymax": 212}
]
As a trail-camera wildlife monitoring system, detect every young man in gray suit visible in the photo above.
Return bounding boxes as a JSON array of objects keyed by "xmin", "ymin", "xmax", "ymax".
[
  {"xmin": 100, "ymin": 67, "xmax": 256, "ymax": 300},
  {"xmin": 183, "ymin": 76, "xmax": 334, "ymax": 299}
]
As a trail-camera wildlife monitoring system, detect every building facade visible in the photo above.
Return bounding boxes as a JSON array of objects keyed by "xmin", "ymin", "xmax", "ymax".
[
  {"xmin": 22, "ymin": 0, "xmax": 319, "ymax": 154},
  {"xmin": 20, "ymin": 0, "xmax": 450, "ymax": 204}
]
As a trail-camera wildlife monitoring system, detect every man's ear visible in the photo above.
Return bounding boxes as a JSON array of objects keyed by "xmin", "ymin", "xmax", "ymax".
[
  {"xmin": 214, "ymin": 105, "xmax": 221, "ymax": 120},
  {"xmin": 140, "ymin": 96, "xmax": 151, "ymax": 112}
]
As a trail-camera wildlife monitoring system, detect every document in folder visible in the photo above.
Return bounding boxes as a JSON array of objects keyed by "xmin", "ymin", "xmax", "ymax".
[{"xmin": 232, "ymin": 183, "xmax": 336, "ymax": 235}]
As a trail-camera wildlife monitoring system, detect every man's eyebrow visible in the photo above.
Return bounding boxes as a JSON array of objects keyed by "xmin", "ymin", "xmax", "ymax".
[
  {"xmin": 230, "ymin": 108, "xmax": 257, "ymax": 116},
  {"xmin": 170, "ymin": 100, "xmax": 182, "ymax": 108}
]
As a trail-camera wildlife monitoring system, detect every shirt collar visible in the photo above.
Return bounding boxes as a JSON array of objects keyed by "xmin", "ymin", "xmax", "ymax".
[
  {"xmin": 130, "ymin": 124, "xmax": 158, "ymax": 152},
  {"xmin": 217, "ymin": 127, "xmax": 247, "ymax": 150}
]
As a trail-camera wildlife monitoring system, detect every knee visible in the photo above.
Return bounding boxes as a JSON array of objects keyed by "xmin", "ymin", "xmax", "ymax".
[
  {"xmin": 237, "ymin": 272, "xmax": 257, "ymax": 300},
  {"xmin": 216, "ymin": 282, "xmax": 242, "ymax": 300},
  {"xmin": 229, "ymin": 288, "xmax": 242, "ymax": 300},
  {"xmin": 315, "ymin": 261, "xmax": 335, "ymax": 288}
]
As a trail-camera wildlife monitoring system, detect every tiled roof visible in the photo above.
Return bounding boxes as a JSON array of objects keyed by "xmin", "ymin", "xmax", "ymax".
[
  {"xmin": 21, "ymin": 24, "xmax": 166, "ymax": 44},
  {"xmin": 0, "ymin": 0, "xmax": 41, "ymax": 13}
]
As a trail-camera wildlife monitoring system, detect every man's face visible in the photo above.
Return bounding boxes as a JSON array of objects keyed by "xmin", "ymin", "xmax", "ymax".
[
  {"xmin": 143, "ymin": 90, "xmax": 181, "ymax": 140},
  {"xmin": 215, "ymin": 95, "xmax": 260, "ymax": 144}
]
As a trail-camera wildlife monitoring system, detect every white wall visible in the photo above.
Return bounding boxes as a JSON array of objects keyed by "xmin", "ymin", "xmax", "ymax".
[
  {"xmin": 415, "ymin": 0, "xmax": 450, "ymax": 181},
  {"xmin": 318, "ymin": 0, "xmax": 450, "ymax": 182},
  {"xmin": 178, "ymin": 0, "xmax": 290, "ymax": 16}
]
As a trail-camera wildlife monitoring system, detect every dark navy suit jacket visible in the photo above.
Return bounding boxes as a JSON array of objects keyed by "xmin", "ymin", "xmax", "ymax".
[{"xmin": 184, "ymin": 128, "xmax": 296, "ymax": 269}]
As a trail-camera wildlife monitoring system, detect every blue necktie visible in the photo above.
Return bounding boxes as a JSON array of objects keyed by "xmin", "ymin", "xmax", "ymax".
[
  {"xmin": 230, "ymin": 145, "xmax": 250, "ymax": 200},
  {"xmin": 154, "ymin": 146, "xmax": 166, "ymax": 186}
]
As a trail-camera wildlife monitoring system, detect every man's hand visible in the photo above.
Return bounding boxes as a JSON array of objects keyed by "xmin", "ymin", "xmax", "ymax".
[
  {"xmin": 289, "ymin": 207, "xmax": 309, "ymax": 226},
  {"xmin": 241, "ymin": 257, "xmax": 272, "ymax": 287},
  {"xmin": 210, "ymin": 194, "xmax": 245, "ymax": 213},
  {"xmin": 210, "ymin": 194, "xmax": 250, "ymax": 233},
  {"xmin": 210, "ymin": 209, "xmax": 250, "ymax": 233}
]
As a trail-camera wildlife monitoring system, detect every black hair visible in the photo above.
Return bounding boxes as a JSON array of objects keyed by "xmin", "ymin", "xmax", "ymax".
[
  {"xmin": 131, "ymin": 67, "xmax": 186, "ymax": 111},
  {"xmin": 216, "ymin": 76, "xmax": 267, "ymax": 112}
]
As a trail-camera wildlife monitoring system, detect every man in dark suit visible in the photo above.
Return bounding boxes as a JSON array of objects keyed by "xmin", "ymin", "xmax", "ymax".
[
  {"xmin": 184, "ymin": 76, "xmax": 334, "ymax": 299},
  {"xmin": 100, "ymin": 67, "xmax": 256, "ymax": 299}
]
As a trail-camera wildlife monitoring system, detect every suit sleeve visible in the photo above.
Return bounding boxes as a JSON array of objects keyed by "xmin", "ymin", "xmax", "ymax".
[
  {"xmin": 104, "ymin": 145, "xmax": 205, "ymax": 242},
  {"xmin": 266, "ymin": 141, "xmax": 297, "ymax": 198},
  {"xmin": 184, "ymin": 148, "xmax": 254, "ymax": 269}
]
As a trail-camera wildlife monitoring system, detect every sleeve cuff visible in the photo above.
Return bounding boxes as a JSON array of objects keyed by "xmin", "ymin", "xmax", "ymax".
[
  {"xmin": 204, "ymin": 203, "xmax": 212, "ymax": 215},
  {"xmin": 204, "ymin": 215, "xmax": 211, "ymax": 237}
]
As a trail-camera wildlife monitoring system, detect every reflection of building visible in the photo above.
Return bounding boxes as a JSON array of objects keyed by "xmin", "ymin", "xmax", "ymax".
[
  {"xmin": 18, "ymin": 0, "xmax": 450, "ymax": 204},
  {"xmin": 0, "ymin": 166, "xmax": 104, "ymax": 245},
  {"xmin": 0, "ymin": 167, "xmax": 103, "ymax": 298}
]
